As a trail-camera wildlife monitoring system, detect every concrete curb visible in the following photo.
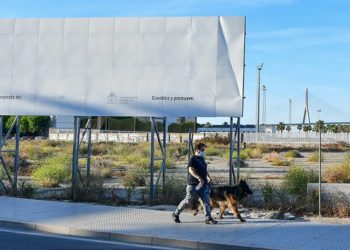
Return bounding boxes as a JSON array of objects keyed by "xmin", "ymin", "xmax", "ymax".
[{"xmin": 0, "ymin": 219, "xmax": 269, "ymax": 250}]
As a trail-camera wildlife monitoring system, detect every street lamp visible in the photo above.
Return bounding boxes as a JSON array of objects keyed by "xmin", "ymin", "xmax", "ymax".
[
  {"xmin": 256, "ymin": 63, "xmax": 263, "ymax": 134},
  {"xmin": 317, "ymin": 109, "xmax": 322, "ymax": 217}
]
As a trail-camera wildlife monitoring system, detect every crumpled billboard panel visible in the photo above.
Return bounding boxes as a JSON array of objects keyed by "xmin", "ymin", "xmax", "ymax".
[{"xmin": 0, "ymin": 16, "xmax": 245, "ymax": 117}]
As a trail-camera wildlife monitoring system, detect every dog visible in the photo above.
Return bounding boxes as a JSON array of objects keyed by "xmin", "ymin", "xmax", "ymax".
[{"xmin": 193, "ymin": 179, "xmax": 253, "ymax": 222}]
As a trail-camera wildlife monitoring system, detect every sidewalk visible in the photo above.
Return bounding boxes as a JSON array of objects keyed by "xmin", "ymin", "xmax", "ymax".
[{"xmin": 0, "ymin": 197, "xmax": 349, "ymax": 250}]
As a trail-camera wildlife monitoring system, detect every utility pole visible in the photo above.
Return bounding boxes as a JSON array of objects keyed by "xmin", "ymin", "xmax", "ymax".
[
  {"xmin": 317, "ymin": 109, "xmax": 322, "ymax": 217},
  {"xmin": 262, "ymin": 85, "xmax": 267, "ymax": 125},
  {"xmin": 256, "ymin": 63, "xmax": 263, "ymax": 133}
]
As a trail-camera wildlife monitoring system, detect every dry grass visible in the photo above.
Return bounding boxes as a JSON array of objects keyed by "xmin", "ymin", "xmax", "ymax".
[
  {"xmin": 247, "ymin": 148, "xmax": 263, "ymax": 158},
  {"xmin": 324, "ymin": 154, "xmax": 350, "ymax": 183},
  {"xmin": 307, "ymin": 152, "xmax": 324, "ymax": 163},
  {"xmin": 285, "ymin": 150, "xmax": 303, "ymax": 159},
  {"xmin": 264, "ymin": 152, "xmax": 291, "ymax": 166}
]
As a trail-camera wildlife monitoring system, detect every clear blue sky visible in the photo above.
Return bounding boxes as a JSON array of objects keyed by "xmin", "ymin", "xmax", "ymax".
[{"xmin": 1, "ymin": 0, "xmax": 349, "ymax": 125}]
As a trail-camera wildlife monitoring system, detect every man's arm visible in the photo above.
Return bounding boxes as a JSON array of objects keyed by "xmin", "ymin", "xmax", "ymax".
[
  {"xmin": 189, "ymin": 167, "xmax": 204, "ymax": 184},
  {"xmin": 207, "ymin": 172, "xmax": 211, "ymax": 183}
]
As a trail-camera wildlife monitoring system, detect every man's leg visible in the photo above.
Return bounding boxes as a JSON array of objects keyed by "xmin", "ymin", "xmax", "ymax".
[
  {"xmin": 199, "ymin": 185, "xmax": 217, "ymax": 224},
  {"xmin": 173, "ymin": 185, "xmax": 195, "ymax": 222}
]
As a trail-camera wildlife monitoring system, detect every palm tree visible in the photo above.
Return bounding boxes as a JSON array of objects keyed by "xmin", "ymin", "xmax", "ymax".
[
  {"xmin": 276, "ymin": 122, "xmax": 286, "ymax": 134},
  {"xmin": 297, "ymin": 124, "xmax": 302, "ymax": 137},
  {"xmin": 303, "ymin": 125, "xmax": 312, "ymax": 137},
  {"xmin": 314, "ymin": 120, "xmax": 325, "ymax": 133},
  {"xmin": 286, "ymin": 125, "xmax": 291, "ymax": 133}
]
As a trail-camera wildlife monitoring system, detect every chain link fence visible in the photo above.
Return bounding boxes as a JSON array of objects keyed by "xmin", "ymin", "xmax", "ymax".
[{"xmin": 1, "ymin": 123, "xmax": 350, "ymax": 217}]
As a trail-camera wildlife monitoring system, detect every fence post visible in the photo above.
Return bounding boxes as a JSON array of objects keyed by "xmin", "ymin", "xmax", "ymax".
[
  {"xmin": 86, "ymin": 117, "xmax": 92, "ymax": 178},
  {"xmin": 237, "ymin": 118, "xmax": 241, "ymax": 183},
  {"xmin": 188, "ymin": 129, "xmax": 192, "ymax": 163},
  {"xmin": 229, "ymin": 117, "xmax": 236, "ymax": 186},
  {"xmin": 318, "ymin": 129, "xmax": 322, "ymax": 216},
  {"xmin": 150, "ymin": 117, "xmax": 155, "ymax": 205},
  {"xmin": 13, "ymin": 116, "xmax": 21, "ymax": 191},
  {"xmin": 0, "ymin": 116, "xmax": 3, "ymax": 142},
  {"xmin": 72, "ymin": 116, "xmax": 80, "ymax": 201},
  {"xmin": 162, "ymin": 117, "xmax": 167, "ymax": 194}
]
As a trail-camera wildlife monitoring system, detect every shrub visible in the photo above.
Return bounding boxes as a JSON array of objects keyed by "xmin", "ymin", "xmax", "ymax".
[
  {"xmin": 257, "ymin": 144, "xmax": 270, "ymax": 153},
  {"xmin": 265, "ymin": 152, "xmax": 291, "ymax": 166},
  {"xmin": 167, "ymin": 144, "xmax": 188, "ymax": 160},
  {"xmin": 32, "ymin": 164, "xmax": 70, "ymax": 187},
  {"xmin": 158, "ymin": 177, "xmax": 186, "ymax": 205},
  {"xmin": 308, "ymin": 152, "xmax": 324, "ymax": 163},
  {"xmin": 31, "ymin": 155, "xmax": 71, "ymax": 187},
  {"xmin": 155, "ymin": 159, "xmax": 176, "ymax": 170},
  {"xmin": 199, "ymin": 133, "xmax": 230, "ymax": 145},
  {"xmin": 324, "ymin": 155, "xmax": 350, "ymax": 183},
  {"xmin": 235, "ymin": 149, "xmax": 249, "ymax": 160},
  {"xmin": 223, "ymin": 148, "xmax": 249, "ymax": 161},
  {"xmin": 19, "ymin": 181, "xmax": 37, "ymax": 198},
  {"xmin": 247, "ymin": 148, "xmax": 262, "ymax": 158},
  {"xmin": 261, "ymin": 182, "xmax": 274, "ymax": 205},
  {"xmin": 285, "ymin": 150, "xmax": 302, "ymax": 159},
  {"xmin": 133, "ymin": 157, "xmax": 151, "ymax": 169},
  {"xmin": 81, "ymin": 143, "xmax": 112, "ymax": 156},
  {"xmin": 282, "ymin": 166, "xmax": 318, "ymax": 196},
  {"xmin": 205, "ymin": 145, "xmax": 222, "ymax": 156},
  {"xmin": 123, "ymin": 166, "xmax": 147, "ymax": 188},
  {"xmin": 264, "ymin": 151, "xmax": 280, "ymax": 162},
  {"xmin": 74, "ymin": 175, "xmax": 104, "ymax": 202},
  {"xmin": 93, "ymin": 167, "xmax": 114, "ymax": 179},
  {"xmin": 40, "ymin": 140, "xmax": 67, "ymax": 148},
  {"xmin": 91, "ymin": 158, "xmax": 115, "ymax": 178}
]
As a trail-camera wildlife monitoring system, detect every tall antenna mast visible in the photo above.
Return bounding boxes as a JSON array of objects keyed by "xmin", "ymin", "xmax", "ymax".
[{"xmin": 302, "ymin": 88, "xmax": 311, "ymax": 124}]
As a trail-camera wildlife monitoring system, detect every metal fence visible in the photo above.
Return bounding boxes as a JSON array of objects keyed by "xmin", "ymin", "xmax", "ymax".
[{"xmin": 1, "ymin": 121, "xmax": 350, "ymax": 217}]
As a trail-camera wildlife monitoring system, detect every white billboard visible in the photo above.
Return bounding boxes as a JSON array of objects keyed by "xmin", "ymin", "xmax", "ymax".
[{"xmin": 0, "ymin": 16, "xmax": 245, "ymax": 117}]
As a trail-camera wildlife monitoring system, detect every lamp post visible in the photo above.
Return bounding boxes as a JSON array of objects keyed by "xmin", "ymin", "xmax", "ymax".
[
  {"xmin": 256, "ymin": 63, "xmax": 263, "ymax": 135},
  {"xmin": 317, "ymin": 109, "xmax": 322, "ymax": 217}
]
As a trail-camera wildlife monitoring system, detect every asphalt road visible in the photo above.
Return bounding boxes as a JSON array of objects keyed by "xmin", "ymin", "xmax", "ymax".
[{"xmin": 0, "ymin": 227, "xmax": 180, "ymax": 250}]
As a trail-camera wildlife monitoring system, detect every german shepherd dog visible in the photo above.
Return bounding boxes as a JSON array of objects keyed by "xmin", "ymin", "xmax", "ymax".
[{"xmin": 193, "ymin": 180, "xmax": 253, "ymax": 222}]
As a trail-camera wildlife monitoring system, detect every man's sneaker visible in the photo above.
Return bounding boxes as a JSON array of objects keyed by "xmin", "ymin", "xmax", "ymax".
[
  {"xmin": 172, "ymin": 213, "xmax": 180, "ymax": 223},
  {"xmin": 205, "ymin": 217, "xmax": 218, "ymax": 225}
]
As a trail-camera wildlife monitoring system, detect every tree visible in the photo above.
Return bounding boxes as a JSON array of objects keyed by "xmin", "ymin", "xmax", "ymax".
[
  {"xmin": 314, "ymin": 120, "xmax": 325, "ymax": 133},
  {"xmin": 286, "ymin": 125, "xmax": 291, "ymax": 132},
  {"xmin": 223, "ymin": 121, "xmax": 228, "ymax": 126},
  {"xmin": 204, "ymin": 122, "xmax": 212, "ymax": 128},
  {"xmin": 297, "ymin": 124, "xmax": 302, "ymax": 131},
  {"xmin": 303, "ymin": 125, "xmax": 312, "ymax": 133},
  {"xmin": 330, "ymin": 124, "xmax": 339, "ymax": 133},
  {"xmin": 168, "ymin": 121, "xmax": 196, "ymax": 133},
  {"xmin": 276, "ymin": 122, "xmax": 286, "ymax": 133},
  {"xmin": 297, "ymin": 124, "xmax": 302, "ymax": 136},
  {"xmin": 5, "ymin": 116, "xmax": 51, "ymax": 136}
]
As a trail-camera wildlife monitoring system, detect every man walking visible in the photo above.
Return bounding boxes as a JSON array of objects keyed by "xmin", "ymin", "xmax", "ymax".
[{"xmin": 172, "ymin": 142, "xmax": 217, "ymax": 224}]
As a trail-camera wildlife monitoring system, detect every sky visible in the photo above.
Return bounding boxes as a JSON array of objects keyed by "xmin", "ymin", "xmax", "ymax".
[{"xmin": 1, "ymin": 0, "xmax": 349, "ymax": 125}]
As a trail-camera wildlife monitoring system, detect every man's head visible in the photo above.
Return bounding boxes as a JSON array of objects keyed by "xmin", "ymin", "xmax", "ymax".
[{"xmin": 194, "ymin": 142, "xmax": 207, "ymax": 157}]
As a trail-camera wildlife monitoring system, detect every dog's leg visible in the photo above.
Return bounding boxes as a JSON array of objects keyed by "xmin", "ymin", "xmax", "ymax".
[
  {"xmin": 210, "ymin": 198, "xmax": 216, "ymax": 210},
  {"xmin": 219, "ymin": 203, "xmax": 225, "ymax": 219},
  {"xmin": 227, "ymin": 196, "xmax": 245, "ymax": 222}
]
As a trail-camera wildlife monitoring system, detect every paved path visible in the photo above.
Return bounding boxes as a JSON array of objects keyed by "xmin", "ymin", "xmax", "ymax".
[{"xmin": 0, "ymin": 197, "xmax": 349, "ymax": 249}]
